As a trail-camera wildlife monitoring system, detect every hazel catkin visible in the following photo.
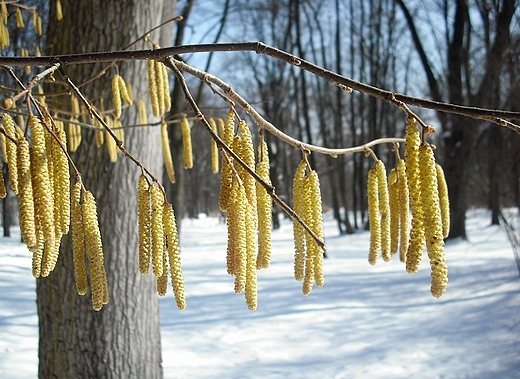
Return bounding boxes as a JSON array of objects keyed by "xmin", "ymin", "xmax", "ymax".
[
  {"xmin": 397, "ymin": 159, "xmax": 410, "ymax": 263},
  {"xmin": 3, "ymin": 113, "xmax": 18, "ymax": 194},
  {"xmin": 218, "ymin": 110, "xmax": 235, "ymax": 212},
  {"xmin": 388, "ymin": 168, "xmax": 399, "ymax": 255},
  {"xmin": 436, "ymin": 163, "xmax": 450, "ymax": 239},
  {"xmin": 367, "ymin": 167, "xmax": 381, "ymax": 265},
  {"xmin": 71, "ymin": 181, "xmax": 87, "ymax": 296},
  {"xmin": 209, "ymin": 118, "xmax": 219, "ymax": 174},
  {"xmin": 161, "ymin": 121, "xmax": 175, "ymax": 184},
  {"xmin": 112, "ymin": 75, "xmax": 122, "ymax": 119},
  {"xmin": 138, "ymin": 175, "xmax": 151, "ymax": 274},
  {"xmin": 256, "ymin": 140, "xmax": 272, "ymax": 269},
  {"xmin": 150, "ymin": 185, "xmax": 165, "ymax": 277},
  {"xmin": 293, "ymin": 160, "xmax": 307, "ymax": 281},
  {"xmin": 375, "ymin": 160, "xmax": 391, "ymax": 262},
  {"xmin": 181, "ymin": 117, "xmax": 193, "ymax": 169}
]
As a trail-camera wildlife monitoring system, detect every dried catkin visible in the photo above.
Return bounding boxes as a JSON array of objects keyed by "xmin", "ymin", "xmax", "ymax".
[
  {"xmin": 112, "ymin": 75, "xmax": 122, "ymax": 119},
  {"xmin": 161, "ymin": 121, "xmax": 176, "ymax": 184},
  {"xmin": 150, "ymin": 185, "xmax": 165, "ymax": 277},
  {"xmin": 397, "ymin": 159, "xmax": 410, "ymax": 263},
  {"xmin": 367, "ymin": 167, "xmax": 381, "ymax": 265},
  {"xmin": 181, "ymin": 117, "xmax": 193, "ymax": 169},
  {"xmin": 83, "ymin": 191, "xmax": 109, "ymax": 310},
  {"xmin": 293, "ymin": 160, "xmax": 307, "ymax": 281},
  {"xmin": 404, "ymin": 117, "xmax": 425, "ymax": 273},
  {"xmin": 29, "ymin": 116, "xmax": 57, "ymax": 277},
  {"xmin": 209, "ymin": 118, "xmax": 219, "ymax": 174},
  {"xmin": 17, "ymin": 138, "xmax": 38, "ymax": 267},
  {"xmin": 375, "ymin": 160, "xmax": 391, "ymax": 262},
  {"xmin": 388, "ymin": 168, "xmax": 399, "ymax": 255},
  {"xmin": 256, "ymin": 140, "xmax": 272, "ymax": 269},
  {"xmin": 138, "ymin": 175, "xmax": 151, "ymax": 274},
  {"xmin": 71, "ymin": 181, "xmax": 87, "ymax": 296},
  {"xmin": 147, "ymin": 60, "xmax": 159, "ymax": 117},
  {"xmin": 3, "ymin": 114, "xmax": 18, "ymax": 194},
  {"xmin": 163, "ymin": 202, "xmax": 186, "ymax": 310},
  {"xmin": 436, "ymin": 164, "xmax": 450, "ymax": 239},
  {"xmin": 419, "ymin": 144, "xmax": 448, "ymax": 298},
  {"xmin": 219, "ymin": 110, "xmax": 235, "ymax": 212}
]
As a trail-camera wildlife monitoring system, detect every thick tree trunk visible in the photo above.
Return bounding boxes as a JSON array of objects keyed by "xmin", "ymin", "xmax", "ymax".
[{"xmin": 37, "ymin": 1, "xmax": 171, "ymax": 378}]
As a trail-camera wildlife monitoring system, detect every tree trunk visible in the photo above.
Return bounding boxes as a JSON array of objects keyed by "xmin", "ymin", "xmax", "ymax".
[{"xmin": 37, "ymin": 1, "xmax": 172, "ymax": 377}]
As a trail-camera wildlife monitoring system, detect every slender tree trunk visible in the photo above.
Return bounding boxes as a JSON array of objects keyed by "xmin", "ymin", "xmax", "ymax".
[{"xmin": 37, "ymin": 1, "xmax": 171, "ymax": 377}]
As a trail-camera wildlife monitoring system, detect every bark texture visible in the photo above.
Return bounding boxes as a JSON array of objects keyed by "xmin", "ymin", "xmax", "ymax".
[{"xmin": 37, "ymin": 1, "xmax": 172, "ymax": 378}]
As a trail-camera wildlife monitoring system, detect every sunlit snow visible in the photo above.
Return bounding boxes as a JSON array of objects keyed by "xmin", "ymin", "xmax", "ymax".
[{"xmin": 1, "ymin": 209, "xmax": 519, "ymax": 378}]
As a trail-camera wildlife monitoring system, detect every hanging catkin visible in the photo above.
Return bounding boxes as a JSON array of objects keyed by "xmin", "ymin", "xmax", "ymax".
[
  {"xmin": 419, "ymin": 144, "xmax": 448, "ymax": 298},
  {"xmin": 147, "ymin": 59, "xmax": 160, "ymax": 117},
  {"xmin": 3, "ymin": 113, "xmax": 18, "ymax": 194},
  {"xmin": 375, "ymin": 160, "xmax": 391, "ymax": 262},
  {"xmin": 118, "ymin": 75, "xmax": 133, "ymax": 105},
  {"xmin": 0, "ymin": 158, "xmax": 5, "ymax": 198},
  {"xmin": 245, "ymin": 196, "xmax": 258, "ymax": 310},
  {"xmin": 367, "ymin": 167, "xmax": 381, "ymax": 265},
  {"xmin": 137, "ymin": 99, "xmax": 148, "ymax": 128},
  {"xmin": 112, "ymin": 75, "xmax": 122, "ymax": 119},
  {"xmin": 161, "ymin": 121, "xmax": 176, "ymax": 184},
  {"xmin": 181, "ymin": 117, "xmax": 193, "ymax": 169},
  {"xmin": 256, "ymin": 140, "xmax": 272, "ymax": 269},
  {"xmin": 17, "ymin": 137, "xmax": 39, "ymax": 274},
  {"xmin": 138, "ymin": 175, "xmax": 152, "ymax": 274},
  {"xmin": 230, "ymin": 179, "xmax": 248, "ymax": 294},
  {"xmin": 219, "ymin": 110, "xmax": 235, "ymax": 212},
  {"xmin": 209, "ymin": 118, "xmax": 219, "ymax": 174},
  {"xmin": 163, "ymin": 201, "xmax": 186, "ymax": 310},
  {"xmin": 71, "ymin": 181, "xmax": 87, "ymax": 296},
  {"xmin": 83, "ymin": 191, "xmax": 109, "ymax": 310},
  {"xmin": 397, "ymin": 159, "xmax": 410, "ymax": 263},
  {"xmin": 404, "ymin": 117, "xmax": 425, "ymax": 273},
  {"xmin": 52, "ymin": 126, "xmax": 70, "ymax": 237},
  {"xmin": 150, "ymin": 185, "xmax": 165, "ymax": 277},
  {"xmin": 436, "ymin": 164, "xmax": 450, "ymax": 239},
  {"xmin": 29, "ymin": 116, "xmax": 57, "ymax": 277},
  {"xmin": 388, "ymin": 168, "xmax": 399, "ymax": 255},
  {"xmin": 156, "ymin": 252, "xmax": 168, "ymax": 296},
  {"xmin": 293, "ymin": 160, "xmax": 307, "ymax": 281}
]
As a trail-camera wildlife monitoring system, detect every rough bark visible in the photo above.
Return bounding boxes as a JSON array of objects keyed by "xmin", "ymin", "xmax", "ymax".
[{"xmin": 37, "ymin": 1, "xmax": 171, "ymax": 378}]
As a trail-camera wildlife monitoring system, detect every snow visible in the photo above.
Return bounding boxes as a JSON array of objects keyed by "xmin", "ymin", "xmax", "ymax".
[{"xmin": 1, "ymin": 209, "xmax": 519, "ymax": 378}]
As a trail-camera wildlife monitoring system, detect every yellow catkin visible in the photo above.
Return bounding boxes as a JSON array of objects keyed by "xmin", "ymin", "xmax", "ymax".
[
  {"xmin": 33, "ymin": 10, "xmax": 42, "ymax": 36},
  {"xmin": 163, "ymin": 202, "xmax": 186, "ymax": 310},
  {"xmin": 83, "ymin": 191, "xmax": 109, "ymax": 311},
  {"xmin": 245, "ymin": 201, "xmax": 258, "ymax": 310},
  {"xmin": 71, "ymin": 181, "xmax": 87, "ymax": 296},
  {"xmin": 209, "ymin": 118, "xmax": 219, "ymax": 174},
  {"xmin": 375, "ymin": 160, "xmax": 391, "ymax": 262},
  {"xmin": 112, "ymin": 75, "xmax": 122, "ymax": 119},
  {"xmin": 148, "ymin": 60, "xmax": 160, "ymax": 117},
  {"xmin": 105, "ymin": 117, "xmax": 118, "ymax": 163},
  {"xmin": 256, "ymin": 140, "xmax": 272, "ymax": 269},
  {"xmin": 1, "ymin": 132, "xmax": 6, "ymax": 162},
  {"xmin": 404, "ymin": 117, "xmax": 425, "ymax": 273},
  {"xmin": 229, "ymin": 180, "xmax": 247, "ymax": 294},
  {"xmin": 293, "ymin": 160, "xmax": 307, "ymax": 281},
  {"xmin": 157, "ymin": 252, "xmax": 168, "ymax": 296},
  {"xmin": 436, "ymin": 164, "xmax": 450, "ymax": 239},
  {"xmin": 155, "ymin": 60, "xmax": 165, "ymax": 117},
  {"xmin": 29, "ymin": 116, "xmax": 57, "ymax": 277},
  {"xmin": 15, "ymin": 7, "xmax": 24, "ymax": 28},
  {"xmin": 95, "ymin": 129, "xmax": 104, "ymax": 147},
  {"xmin": 0, "ymin": 2, "xmax": 6, "ymax": 24},
  {"xmin": 181, "ymin": 117, "xmax": 193, "ymax": 169},
  {"xmin": 305, "ymin": 170, "xmax": 325, "ymax": 293},
  {"xmin": 161, "ymin": 121, "xmax": 175, "ymax": 184},
  {"xmin": 397, "ymin": 159, "xmax": 410, "ymax": 263},
  {"xmin": 217, "ymin": 118, "xmax": 225, "ymax": 138},
  {"xmin": 67, "ymin": 122, "xmax": 82, "ymax": 152},
  {"xmin": 138, "ymin": 175, "xmax": 152, "ymax": 274},
  {"xmin": 56, "ymin": 0, "xmax": 63, "ymax": 21},
  {"xmin": 419, "ymin": 144, "xmax": 448, "ymax": 298},
  {"xmin": 17, "ymin": 138, "xmax": 39, "ymax": 270},
  {"xmin": 0, "ymin": 159, "xmax": 5, "ymax": 198},
  {"xmin": 3, "ymin": 114, "xmax": 18, "ymax": 194},
  {"xmin": 118, "ymin": 75, "xmax": 133, "ymax": 105},
  {"xmin": 302, "ymin": 173, "xmax": 316, "ymax": 296},
  {"xmin": 367, "ymin": 167, "xmax": 381, "ymax": 265},
  {"xmin": 218, "ymin": 110, "xmax": 235, "ymax": 212},
  {"xmin": 53, "ymin": 126, "xmax": 70, "ymax": 236},
  {"xmin": 161, "ymin": 63, "xmax": 171, "ymax": 112},
  {"xmin": 137, "ymin": 99, "xmax": 148, "ymax": 128},
  {"xmin": 388, "ymin": 168, "xmax": 399, "ymax": 255},
  {"xmin": 150, "ymin": 185, "xmax": 165, "ymax": 277}
]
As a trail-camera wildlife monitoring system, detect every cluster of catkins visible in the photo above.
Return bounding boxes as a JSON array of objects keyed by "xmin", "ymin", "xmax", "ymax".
[
  {"xmin": 367, "ymin": 117, "xmax": 450, "ymax": 298},
  {"xmin": 1, "ymin": 113, "xmax": 109, "ymax": 310},
  {"xmin": 218, "ymin": 110, "xmax": 273, "ymax": 311},
  {"xmin": 137, "ymin": 176, "xmax": 186, "ymax": 310}
]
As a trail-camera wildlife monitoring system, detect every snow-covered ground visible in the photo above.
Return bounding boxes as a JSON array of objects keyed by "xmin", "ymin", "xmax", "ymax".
[{"xmin": 1, "ymin": 209, "xmax": 519, "ymax": 378}]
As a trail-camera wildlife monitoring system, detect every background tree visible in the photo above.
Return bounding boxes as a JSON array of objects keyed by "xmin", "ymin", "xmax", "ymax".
[{"xmin": 36, "ymin": 0, "xmax": 175, "ymax": 377}]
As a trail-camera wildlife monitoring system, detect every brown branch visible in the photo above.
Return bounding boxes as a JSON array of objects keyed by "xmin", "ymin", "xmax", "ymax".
[
  {"xmin": 0, "ymin": 42, "xmax": 519, "ymax": 128},
  {"xmin": 164, "ymin": 56, "xmax": 327, "ymax": 251}
]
